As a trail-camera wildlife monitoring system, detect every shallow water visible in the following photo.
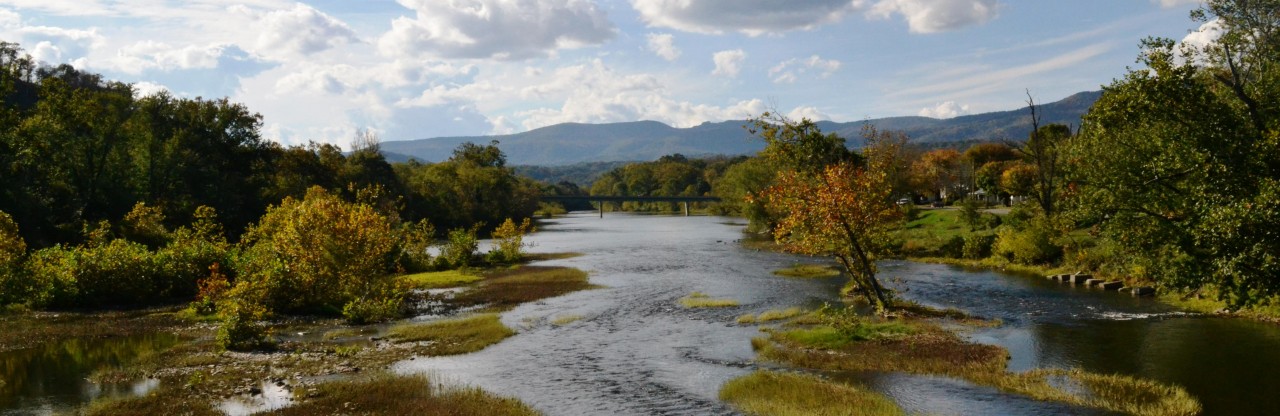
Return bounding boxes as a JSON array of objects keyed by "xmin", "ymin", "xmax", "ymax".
[
  {"xmin": 0, "ymin": 332, "xmax": 178, "ymax": 415},
  {"xmin": 396, "ymin": 213, "xmax": 1135, "ymax": 415}
]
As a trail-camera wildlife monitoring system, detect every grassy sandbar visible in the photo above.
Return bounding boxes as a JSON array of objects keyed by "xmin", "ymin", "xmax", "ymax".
[{"xmin": 720, "ymin": 370, "xmax": 904, "ymax": 416}]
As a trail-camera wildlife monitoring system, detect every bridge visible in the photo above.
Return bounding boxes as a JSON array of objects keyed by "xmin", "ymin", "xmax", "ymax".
[{"xmin": 540, "ymin": 195, "xmax": 722, "ymax": 217}]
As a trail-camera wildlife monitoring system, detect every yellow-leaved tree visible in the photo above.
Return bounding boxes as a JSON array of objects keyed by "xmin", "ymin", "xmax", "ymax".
[{"xmin": 750, "ymin": 115, "xmax": 905, "ymax": 312}]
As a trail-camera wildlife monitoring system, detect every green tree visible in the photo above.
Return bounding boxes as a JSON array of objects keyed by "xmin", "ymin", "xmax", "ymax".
[{"xmin": 1070, "ymin": 0, "xmax": 1280, "ymax": 308}]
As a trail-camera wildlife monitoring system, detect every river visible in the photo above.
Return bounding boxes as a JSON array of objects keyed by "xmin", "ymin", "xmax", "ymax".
[
  {"xmin": 5, "ymin": 212, "xmax": 1280, "ymax": 415},
  {"xmin": 392, "ymin": 213, "xmax": 1280, "ymax": 415}
]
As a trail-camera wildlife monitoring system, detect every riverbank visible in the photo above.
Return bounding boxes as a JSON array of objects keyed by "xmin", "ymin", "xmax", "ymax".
[
  {"xmin": 906, "ymin": 255, "xmax": 1280, "ymax": 324},
  {"xmin": 0, "ymin": 260, "xmax": 591, "ymax": 415}
]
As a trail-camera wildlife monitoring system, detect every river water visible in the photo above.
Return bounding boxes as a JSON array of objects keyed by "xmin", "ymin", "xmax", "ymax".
[
  {"xmin": 6, "ymin": 213, "xmax": 1280, "ymax": 415},
  {"xmin": 396, "ymin": 213, "xmax": 1280, "ymax": 415}
]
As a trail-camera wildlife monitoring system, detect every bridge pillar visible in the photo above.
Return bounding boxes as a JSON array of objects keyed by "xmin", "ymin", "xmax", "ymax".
[
  {"xmin": 599, "ymin": 200, "xmax": 603, "ymax": 218},
  {"xmin": 683, "ymin": 201, "xmax": 689, "ymax": 216}
]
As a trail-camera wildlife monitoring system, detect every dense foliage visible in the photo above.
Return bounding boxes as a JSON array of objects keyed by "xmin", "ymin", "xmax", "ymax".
[
  {"xmin": 1068, "ymin": 0, "xmax": 1280, "ymax": 308},
  {"xmin": 587, "ymin": 154, "xmax": 743, "ymax": 212}
]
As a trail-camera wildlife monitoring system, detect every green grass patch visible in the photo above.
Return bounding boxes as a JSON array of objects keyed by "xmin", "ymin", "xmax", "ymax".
[
  {"xmin": 760, "ymin": 307, "xmax": 805, "ymax": 322},
  {"xmin": 720, "ymin": 370, "xmax": 904, "ymax": 416},
  {"xmin": 264, "ymin": 373, "xmax": 537, "ymax": 416},
  {"xmin": 679, "ymin": 292, "xmax": 740, "ymax": 308},
  {"xmin": 772, "ymin": 264, "xmax": 841, "ymax": 279},
  {"xmin": 387, "ymin": 313, "xmax": 515, "ymax": 356},
  {"xmin": 550, "ymin": 314, "xmax": 584, "ymax": 326},
  {"xmin": 453, "ymin": 266, "xmax": 594, "ymax": 310},
  {"xmin": 399, "ymin": 269, "xmax": 483, "ymax": 289}
]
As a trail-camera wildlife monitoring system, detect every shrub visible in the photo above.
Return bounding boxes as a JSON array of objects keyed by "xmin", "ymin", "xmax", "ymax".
[
  {"xmin": 232, "ymin": 187, "xmax": 400, "ymax": 315},
  {"xmin": 119, "ymin": 202, "xmax": 172, "ymax": 248},
  {"xmin": 21, "ymin": 246, "xmax": 78, "ymax": 307},
  {"xmin": 901, "ymin": 202, "xmax": 920, "ymax": 222},
  {"xmin": 487, "ymin": 218, "xmax": 533, "ymax": 264},
  {"xmin": 0, "ymin": 211, "xmax": 28, "ymax": 306},
  {"xmin": 342, "ymin": 296, "xmax": 403, "ymax": 324},
  {"xmin": 962, "ymin": 233, "xmax": 997, "ymax": 259},
  {"xmin": 215, "ymin": 294, "xmax": 274, "ymax": 351},
  {"xmin": 958, "ymin": 197, "xmax": 984, "ymax": 230},
  {"xmin": 397, "ymin": 219, "xmax": 435, "ymax": 273},
  {"xmin": 436, "ymin": 226, "xmax": 479, "ymax": 269},
  {"xmin": 939, "ymin": 235, "xmax": 966, "ymax": 258},
  {"xmin": 67, "ymin": 239, "xmax": 163, "ymax": 307},
  {"xmin": 993, "ymin": 223, "xmax": 1063, "ymax": 265}
]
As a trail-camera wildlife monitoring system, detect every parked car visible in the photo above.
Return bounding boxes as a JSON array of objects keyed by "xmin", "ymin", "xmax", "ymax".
[{"xmin": 896, "ymin": 198, "xmax": 911, "ymax": 206}]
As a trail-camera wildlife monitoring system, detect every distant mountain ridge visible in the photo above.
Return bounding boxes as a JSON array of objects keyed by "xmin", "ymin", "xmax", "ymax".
[{"xmin": 381, "ymin": 90, "xmax": 1101, "ymax": 166}]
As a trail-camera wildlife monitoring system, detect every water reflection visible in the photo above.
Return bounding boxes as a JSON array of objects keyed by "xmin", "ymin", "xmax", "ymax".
[
  {"xmin": 882, "ymin": 261, "xmax": 1280, "ymax": 416},
  {"xmin": 0, "ymin": 332, "xmax": 178, "ymax": 415}
]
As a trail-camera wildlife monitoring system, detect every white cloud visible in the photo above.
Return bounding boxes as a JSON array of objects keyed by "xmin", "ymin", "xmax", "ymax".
[
  {"xmin": 918, "ymin": 101, "xmax": 970, "ymax": 118},
  {"xmin": 378, "ymin": 0, "xmax": 615, "ymax": 60},
  {"xmin": 131, "ymin": 81, "xmax": 169, "ymax": 98},
  {"xmin": 631, "ymin": 0, "xmax": 996, "ymax": 35},
  {"xmin": 0, "ymin": 7, "xmax": 19, "ymax": 28},
  {"xmin": 787, "ymin": 106, "xmax": 830, "ymax": 121},
  {"xmin": 1181, "ymin": 19, "xmax": 1222, "ymax": 51},
  {"xmin": 769, "ymin": 55, "xmax": 841, "ymax": 83},
  {"xmin": 712, "ymin": 49, "xmax": 745, "ymax": 77},
  {"xmin": 17, "ymin": 25, "xmax": 101, "ymax": 65},
  {"xmin": 631, "ymin": 0, "xmax": 858, "ymax": 36},
  {"xmin": 645, "ymin": 33, "xmax": 680, "ymax": 61},
  {"xmin": 109, "ymin": 41, "xmax": 244, "ymax": 74},
  {"xmin": 868, "ymin": 0, "xmax": 999, "ymax": 34},
  {"xmin": 252, "ymin": 3, "xmax": 358, "ymax": 57}
]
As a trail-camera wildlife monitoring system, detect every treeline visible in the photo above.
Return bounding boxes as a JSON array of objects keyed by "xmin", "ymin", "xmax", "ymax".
[
  {"xmin": 716, "ymin": 0, "xmax": 1280, "ymax": 312},
  {"xmin": 0, "ymin": 40, "xmax": 543, "ymax": 347},
  {"xmin": 587, "ymin": 154, "xmax": 745, "ymax": 212}
]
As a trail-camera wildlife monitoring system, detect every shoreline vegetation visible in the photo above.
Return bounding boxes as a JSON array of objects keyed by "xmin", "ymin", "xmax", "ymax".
[{"xmin": 2, "ymin": 255, "xmax": 591, "ymax": 415}]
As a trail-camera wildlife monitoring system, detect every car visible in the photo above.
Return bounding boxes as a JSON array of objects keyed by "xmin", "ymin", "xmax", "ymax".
[{"xmin": 896, "ymin": 198, "xmax": 911, "ymax": 206}]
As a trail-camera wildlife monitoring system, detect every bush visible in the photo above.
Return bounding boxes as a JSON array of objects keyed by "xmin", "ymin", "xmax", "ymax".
[
  {"xmin": 0, "ymin": 211, "xmax": 29, "ymax": 306},
  {"xmin": 342, "ymin": 296, "xmax": 402, "ymax": 324},
  {"xmin": 436, "ymin": 226, "xmax": 479, "ymax": 269},
  {"xmin": 901, "ymin": 203, "xmax": 920, "ymax": 222},
  {"xmin": 962, "ymin": 233, "xmax": 997, "ymax": 259},
  {"xmin": 487, "ymin": 218, "xmax": 533, "ymax": 264},
  {"xmin": 65, "ymin": 239, "xmax": 163, "ymax": 307},
  {"xmin": 958, "ymin": 198, "xmax": 984, "ymax": 230},
  {"xmin": 397, "ymin": 220, "xmax": 435, "ymax": 273},
  {"xmin": 232, "ymin": 187, "xmax": 400, "ymax": 315},
  {"xmin": 993, "ymin": 223, "xmax": 1063, "ymax": 265},
  {"xmin": 215, "ymin": 295, "xmax": 274, "ymax": 351},
  {"xmin": 939, "ymin": 235, "xmax": 966, "ymax": 258}
]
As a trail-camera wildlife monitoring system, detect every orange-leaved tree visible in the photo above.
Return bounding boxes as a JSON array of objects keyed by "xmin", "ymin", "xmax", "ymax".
[{"xmin": 749, "ymin": 114, "xmax": 904, "ymax": 312}]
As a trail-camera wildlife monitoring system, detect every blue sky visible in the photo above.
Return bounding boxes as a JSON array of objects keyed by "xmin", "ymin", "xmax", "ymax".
[{"xmin": 0, "ymin": 0, "xmax": 1208, "ymax": 148}]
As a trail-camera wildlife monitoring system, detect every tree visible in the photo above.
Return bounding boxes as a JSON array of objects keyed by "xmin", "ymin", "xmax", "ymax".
[
  {"xmin": 1007, "ymin": 92, "xmax": 1071, "ymax": 216},
  {"xmin": 1070, "ymin": 0, "xmax": 1280, "ymax": 308},
  {"xmin": 910, "ymin": 148, "xmax": 963, "ymax": 202},
  {"xmin": 751, "ymin": 115, "xmax": 903, "ymax": 312}
]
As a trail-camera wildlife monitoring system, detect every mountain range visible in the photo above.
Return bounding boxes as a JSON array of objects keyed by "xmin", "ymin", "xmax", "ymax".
[{"xmin": 381, "ymin": 90, "xmax": 1102, "ymax": 166}]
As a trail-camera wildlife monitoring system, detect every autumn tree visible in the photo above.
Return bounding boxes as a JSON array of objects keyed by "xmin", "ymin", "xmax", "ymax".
[
  {"xmin": 750, "ymin": 115, "xmax": 902, "ymax": 312},
  {"xmin": 910, "ymin": 148, "xmax": 963, "ymax": 202}
]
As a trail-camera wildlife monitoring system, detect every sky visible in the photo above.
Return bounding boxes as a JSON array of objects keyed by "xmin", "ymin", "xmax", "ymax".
[{"xmin": 0, "ymin": 0, "xmax": 1211, "ymax": 148}]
